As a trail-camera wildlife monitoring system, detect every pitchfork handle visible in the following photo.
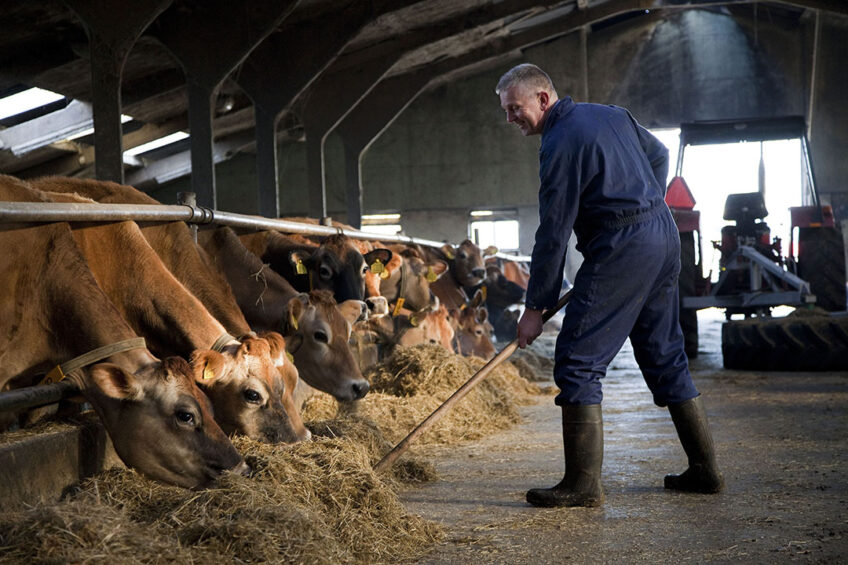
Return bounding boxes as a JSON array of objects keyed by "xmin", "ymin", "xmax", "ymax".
[{"xmin": 374, "ymin": 290, "xmax": 571, "ymax": 474}]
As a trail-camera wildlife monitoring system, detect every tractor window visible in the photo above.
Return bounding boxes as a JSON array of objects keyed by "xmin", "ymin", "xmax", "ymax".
[{"xmin": 654, "ymin": 128, "xmax": 803, "ymax": 282}]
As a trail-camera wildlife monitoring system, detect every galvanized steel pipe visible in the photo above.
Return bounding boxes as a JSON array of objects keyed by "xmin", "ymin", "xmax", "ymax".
[{"xmin": 0, "ymin": 201, "xmax": 531, "ymax": 261}]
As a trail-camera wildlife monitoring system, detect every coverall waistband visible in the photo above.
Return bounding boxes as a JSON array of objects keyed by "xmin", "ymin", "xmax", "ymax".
[{"xmin": 592, "ymin": 202, "xmax": 665, "ymax": 230}]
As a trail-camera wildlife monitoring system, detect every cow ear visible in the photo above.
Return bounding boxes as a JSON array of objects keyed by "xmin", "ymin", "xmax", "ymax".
[
  {"xmin": 471, "ymin": 288, "xmax": 486, "ymax": 308},
  {"xmin": 88, "ymin": 363, "xmax": 144, "ymax": 401},
  {"xmin": 483, "ymin": 245, "xmax": 499, "ymax": 257},
  {"xmin": 339, "ymin": 299, "xmax": 368, "ymax": 325},
  {"xmin": 285, "ymin": 293, "xmax": 310, "ymax": 333},
  {"xmin": 383, "ymin": 251, "xmax": 403, "ymax": 275},
  {"xmin": 476, "ymin": 307, "xmax": 489, "ymax": 324},
  {"xmin": 190, "ymin": 350, "xmax": 227, "ymax": 384},
  {"xmin": 289, "ymin": 250, "xmax": 312, "ymax": 275},
  {"xmin": 426, "ymin": 260, "xmax": 448, "ymax": 281},
  {"xmin": 440, "ymin": 243, "xmax": 456, "ymax": 260},
  {"xmin": 365, "ymin": 248, "xmax": 393, "ymax": 273}
]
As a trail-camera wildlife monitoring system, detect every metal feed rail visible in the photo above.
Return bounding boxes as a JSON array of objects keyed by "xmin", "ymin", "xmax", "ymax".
[
  {"xmin": 0, "ymin": 201, "xmax": 532, "ymax": 262},
  {"xmin": 0, "ymin": 199, "xmax": 530, "ymax": 413}
]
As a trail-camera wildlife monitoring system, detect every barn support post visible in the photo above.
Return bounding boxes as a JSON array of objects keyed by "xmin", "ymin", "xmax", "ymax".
[
  {"xmin": 297, "ymin": 0, "xmax": 555, "ymax": 220},
  {"xmin": 151, "ymin": 0, "xmax": 299, "ymax": 209},
  {"xmin": 237, "ymin": 1, "xmax": 419, "ymax": 217},
  {"xmin": 254, "ymin": 105, "xmax": 280, "ymax": 218},
  {"xmin": 62, "ymin": 0, "xmax": 172, "ymax": 183}
]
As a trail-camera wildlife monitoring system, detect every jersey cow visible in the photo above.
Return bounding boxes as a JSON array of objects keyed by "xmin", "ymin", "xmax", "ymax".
[
  {"xmin": 199, "ymin": 226, "xmax": 370, "ymax": 402},
  {"xmin": 0, "ymin": 175, "xmax": 245, "ymax": 488},
  {"xmin": 31, "ymin": 180, "xmax": 307, "ymax": 444},
  {"xmin": 239, "ymin": 230, "xmax": 391, "ymax": 303}
]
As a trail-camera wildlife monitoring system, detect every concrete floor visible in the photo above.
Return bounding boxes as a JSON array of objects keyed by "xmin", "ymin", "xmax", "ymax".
[{"xmin": 400, "ymin": 310, "xmax": 848, "ymax": 564}]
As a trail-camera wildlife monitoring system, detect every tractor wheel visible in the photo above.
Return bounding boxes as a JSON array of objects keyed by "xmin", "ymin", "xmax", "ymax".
[
  {"xmin": 678, "ymin": 231, "xmax": 699, "ymax": 359},
  {"xmin": 722, "ymin": 312, "xmax": 848, "ymax": 371},
  {"xmin": 798, "ymin": 227, "xmax": 847, "ymax": 311}
]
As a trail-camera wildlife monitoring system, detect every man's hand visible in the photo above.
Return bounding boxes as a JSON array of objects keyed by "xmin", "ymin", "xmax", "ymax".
[{"xmin": 517, "ymin": 308, "xmax": 544, "ymax": 349}]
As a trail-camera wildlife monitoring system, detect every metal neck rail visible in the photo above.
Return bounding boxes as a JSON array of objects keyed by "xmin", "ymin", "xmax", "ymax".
[{"xmin": 0, "ymin": 201, "xmax": 531, "ymax": 262}]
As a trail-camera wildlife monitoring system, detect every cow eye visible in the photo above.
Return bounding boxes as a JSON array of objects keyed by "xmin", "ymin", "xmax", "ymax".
[
  {"xmin": 244, "ymin": 389, "xmax": 262, "ymax": 404},
  {"xmin": 458, "ymin": 251, "xmax": 467, "ymax": 259},
  {"xmin": 176, "ymin": 410, "xmax": 196, "ymax": 427},
  {"xmin": 314, "ymin": 330, "xmax": 329, "ymax": 344},
  {"xmin": 475, "ymin": 329, "xmax": 483, "ymax": 336},
  {"xmin": 362, "ymin": 265, "xmax": 369, "ymax": 275},
  {"xmin": 319, "ymin": 266, "xmax": 332, "ymax": 279}
]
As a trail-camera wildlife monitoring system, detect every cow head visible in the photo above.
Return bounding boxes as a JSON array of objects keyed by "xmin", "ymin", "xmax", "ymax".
[
  {"xmin": 81, "ymin": 356, "xmax": 246, "ymax": 489},
  {"xmin": 441, "ymin": 240, "xmax": 489, "ymax": 287},
  {"xmin": 397, "ymin": 305, "xmax": 455, "ymax": 350},
  {"xmin": 283, "ymin": 290, "xmax": 370, "ymax": 401},
  {"xmin": 289, "ymin": 235, "xmax": 392, "ymax": 302},
  {"xmin": 451, "ymin": 290, "xmax": 496, "ymax": 360},
  {"xmin": 482, "ymin": 264, "xmax": 526, "ymax": 308},
  {"xmin": 191, "ymin": 333, "xmax": 310, "ymax": 444},
  {"xmin": 380, "ymin": 247, "xmax": 448, "ymax": 312}
]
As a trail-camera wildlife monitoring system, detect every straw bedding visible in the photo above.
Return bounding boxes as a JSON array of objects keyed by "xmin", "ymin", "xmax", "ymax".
[{"xmin": 0, "ymin": 344, "xmax": 546, "ymax": 564}]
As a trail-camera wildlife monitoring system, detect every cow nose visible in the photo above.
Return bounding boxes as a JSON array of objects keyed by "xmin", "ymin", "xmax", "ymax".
[
  {"xmin": 352, "ymin": 380, "xmax": 370, "ymax": 399},
  {"xmin": 471, "ymin": 268, "xmax": 486, "ymax": 279},
  {"xmin": 230, "ymin": 460, "xmax": 251, "ymax": 477}
]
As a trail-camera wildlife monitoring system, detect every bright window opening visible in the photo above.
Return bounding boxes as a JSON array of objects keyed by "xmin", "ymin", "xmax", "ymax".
[
  {"xmin": 470, "ymin": 219, "xmax": 519, "ymax": 252},
  {"xmin": 363, "ymin": 224, "xmax": 402, "ymax": 236},
  {"xmin": 0, "ymin": 87, "xmax": 64, "ymax": 120},
  {"xmin": 125, "ymin": 131, "xmax": 189, "ymax": 156}
]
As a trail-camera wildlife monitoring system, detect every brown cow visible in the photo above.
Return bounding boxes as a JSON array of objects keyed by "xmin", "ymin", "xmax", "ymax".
[
  {"xmin": 450, "ymin": 289, "xmax": 496, "ymax": 360},
  {"xmin": 34, "ymin": 177, "xmax": 310, "ymax": 443},
  {"xmin": 426, "ymin": 240, "xmax": 494, "ymax": 311},
  {"xmin": 239, "ymin": 230, "xmax": 391, "ymax": 303},
  {"xmin": 29, "ymin": 184, "xmax": 307, "ymax": 444},
  {"xmin": 199, "ymin": 226, "xmax": 370, "ymax": 402},
  {"xmin": 0, "ymin": 175, "xmax": 245, "ymax": 488},
  {"xmin": 381, "ymin": 244, "xmax": 448, "ymax": 313}
]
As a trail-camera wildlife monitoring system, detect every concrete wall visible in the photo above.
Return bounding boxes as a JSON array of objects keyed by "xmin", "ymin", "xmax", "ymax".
[{"xmin": 153, "ymin": 8, "xmax": 848, "ymax": 256}]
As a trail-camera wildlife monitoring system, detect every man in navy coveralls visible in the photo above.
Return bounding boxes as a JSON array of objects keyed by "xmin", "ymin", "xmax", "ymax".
[{"xmin": 497, "ymin": 64, "xmax": 724, "ymax": 507}]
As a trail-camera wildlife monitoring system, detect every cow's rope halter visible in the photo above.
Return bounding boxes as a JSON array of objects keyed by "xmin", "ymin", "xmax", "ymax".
[{"xmin": 39, "ymin": 337, "xmax": 147, "ymax": 385}]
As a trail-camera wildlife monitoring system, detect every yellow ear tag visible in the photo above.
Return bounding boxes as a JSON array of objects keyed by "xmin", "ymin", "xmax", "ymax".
[
  {"xmin": 409, "ymin": 315, "xmax": 419, "ymax": 327},
  {"xmin": 39, "ymin": 365, "xmax": 66, "ymax": 386},
  {"xmin": 370, "ymin": 259, "xmax": 384, "ymax": 274},
  {"xmin": 290, "ymin": 312, "xmax": 299, "ymax": 331},
  {"xmin": 484, "ymin": 245, "xmax": 499, "ymax": 256},
  {"xmin": 202, "ymin": 363, "xmax": 215, "ymax": 381},
  {"xmin": 380, "ymin": 268, "xmax": 390, "ymax": 279},
  {"xmin": 480, "ymin": 285, "xmax": 488, "ymax": 301},
  {"xmin": 392, "ymin": 297, "xmax": 405, "ymax": 317},
  {"xmin": 296, "ymin": 259, "xmax": 307, "ymax": 275},
  {"xmin": 426, "ymin": 266, "xmax": 438, "ymax": 282},
  {"xmin": 285, "ymin": 351, "xmax": 294, "ymax": 364},
  {"xmin": 444, "ymin": 249, "xmax": 455, "ymax": 260}
]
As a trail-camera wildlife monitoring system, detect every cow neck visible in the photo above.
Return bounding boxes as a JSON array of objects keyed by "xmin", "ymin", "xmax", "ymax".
[
  {"xmin": 139, "ymin": 223, "xmax": 252, "ymax": 336},
  {"xmin": 37, "ymin": 224, "xmax": 158, "ymax": 375},
  {"xmin": 68, "ymin": 222, "xmax": 231, "ymax": 359}
]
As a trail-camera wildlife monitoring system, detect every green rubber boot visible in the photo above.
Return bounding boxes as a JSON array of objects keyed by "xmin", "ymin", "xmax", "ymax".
[
  {"xmin": 664, "ymin": 396, "xmax": 725, "ymax": 493},
  {"xmin": 526, "ymin": 404, "xmax": 604, "ymax": 508}
]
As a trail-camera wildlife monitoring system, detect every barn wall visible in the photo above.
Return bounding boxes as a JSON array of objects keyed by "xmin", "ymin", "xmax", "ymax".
[{"xmin": 155, "ymin": 8, "xmax": 847, "ymax": 255}]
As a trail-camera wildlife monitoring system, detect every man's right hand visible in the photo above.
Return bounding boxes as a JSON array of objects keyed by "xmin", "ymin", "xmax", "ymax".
[{"xmin": 517, "ymin": 308, "xmax": 544, "ymax": 349}]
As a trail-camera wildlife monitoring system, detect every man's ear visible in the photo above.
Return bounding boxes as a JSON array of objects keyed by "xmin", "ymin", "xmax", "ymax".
[
  {"xmin": 88, "ymin": 363, "xmax": 144, "ymax": 401},
  {"xmin": 538, "ymin": 90, "xmax": 550, "ymax": 110}
]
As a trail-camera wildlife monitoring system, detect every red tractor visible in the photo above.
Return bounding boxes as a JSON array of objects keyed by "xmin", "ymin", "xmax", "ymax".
[{"xmin": 667, "ymin": 116, "xmax": 847, "ymax": 370}]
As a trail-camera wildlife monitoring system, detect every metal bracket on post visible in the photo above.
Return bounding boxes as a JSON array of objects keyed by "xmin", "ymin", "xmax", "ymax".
[{"xmin": 178, "ymin": 191, "xmax": 199, "ymax": 242}]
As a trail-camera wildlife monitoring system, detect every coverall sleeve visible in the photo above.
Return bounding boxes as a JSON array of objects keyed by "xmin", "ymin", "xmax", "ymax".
[
  {"xmin": 627, "ymin": 110, "xmax": 669, "ymax": 194},
  {"xmin": 525, "ymin": 138, "xmax": 583, "ymax": 311}
]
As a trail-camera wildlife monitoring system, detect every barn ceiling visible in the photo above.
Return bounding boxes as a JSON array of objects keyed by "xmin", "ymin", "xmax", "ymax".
[{"xmin": 0, "ymin": 0, "xmax": 842, "ymax": 194}]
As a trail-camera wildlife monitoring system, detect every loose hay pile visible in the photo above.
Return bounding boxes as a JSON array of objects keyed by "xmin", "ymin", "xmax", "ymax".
[
  {"xmin": 0, "ymin": 432, "xmax": 442, "ymax": 564},
  {"xmin": 303, "ymin": 344, "xmax": 544, "ymax": 445},
  {"xmin": 0, "ymin": 345, "xmax": 545, "ymax": 563}
]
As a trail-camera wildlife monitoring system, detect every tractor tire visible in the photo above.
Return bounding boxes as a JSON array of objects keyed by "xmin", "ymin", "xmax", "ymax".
[
  {"xmin": 678, "ymin": 231, "xmax": 699, "ymax": 359},
  {"xmin": 722, "ymin": 312, "xmax": 848, "ymax": 371},
  {"xmin": 798, "ymin": 227, "xmax": 847, "ymax": 312}
]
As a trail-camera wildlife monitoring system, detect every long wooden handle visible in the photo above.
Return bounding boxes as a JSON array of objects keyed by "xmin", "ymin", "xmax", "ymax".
[{"xmin": 373, "ymin": 290, "xmax": 571, "ymax": 474}]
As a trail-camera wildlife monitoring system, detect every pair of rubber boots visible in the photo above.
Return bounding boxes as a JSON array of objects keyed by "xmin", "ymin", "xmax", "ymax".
[{"xmin": 526, "ymin": 397, "xmax": 724, "ymax": 508}]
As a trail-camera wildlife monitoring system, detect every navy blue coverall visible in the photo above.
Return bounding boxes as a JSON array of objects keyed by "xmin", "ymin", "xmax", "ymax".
[{"xmin": 525, "ymin": 97, "xmax": 699, "ymax": 407}]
